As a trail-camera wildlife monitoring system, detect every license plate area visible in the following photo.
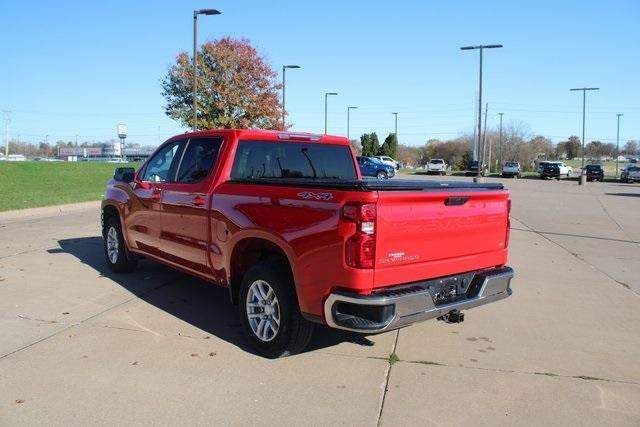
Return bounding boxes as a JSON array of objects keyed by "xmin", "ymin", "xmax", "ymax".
[{"xmin": 422, "ymin": 272, "xmax": 477, "ymax": 305}]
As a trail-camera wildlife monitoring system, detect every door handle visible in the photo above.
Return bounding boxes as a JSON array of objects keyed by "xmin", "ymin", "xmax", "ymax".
[
  {"xmin": 192, "ymin": 196, "xmax": 206, "ymax": 206},
  {"xmin": 151, "ymin": 188, "xmax": 161, "ymax": 201}
]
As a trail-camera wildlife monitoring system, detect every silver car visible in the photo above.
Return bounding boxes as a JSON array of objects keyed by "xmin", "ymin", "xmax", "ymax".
[{"xmin": 621, "ymin": 165, "xmax": 640, "ymax": 183}]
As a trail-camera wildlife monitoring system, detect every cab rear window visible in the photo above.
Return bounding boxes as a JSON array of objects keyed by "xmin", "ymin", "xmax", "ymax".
[{"xmin": 231, "ymin": 140, "xmax": 357, "ymax": 180}]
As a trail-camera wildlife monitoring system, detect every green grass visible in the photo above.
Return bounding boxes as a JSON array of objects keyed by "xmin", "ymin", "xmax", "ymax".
[
  {"xmin": 387, "ymin": 352, "xmax": 400, "ymax": 365},
  {"xmin": 565, "ymin": 159, "xmax": 625, "ymax": 177},
  {"xmin": 0, "ymin": 161, "xmax": 139, "ymax": 212}
]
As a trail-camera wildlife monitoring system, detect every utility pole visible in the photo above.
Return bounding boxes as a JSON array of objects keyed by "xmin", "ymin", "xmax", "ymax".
[
  {"xmin": 482, "ymin": 103, "xmax": 489, "ymax": 173},
  {"xmin": 616, "ymin": 113, "xmax": 623, "ymax": 179},
  {"xmin": 460, "ymin": 44, "xmax": 503, "ymax": 181},
  {"xmin": 570, "ymin": 87, "xmax": 599, "ymax": 185},
  {"xmin": 498, "ymin": 113, "xmax": 504, "ymax": 169},
  {"xmin": 472, "ymin": 94, "xmax": 478, "ymax": 160}
]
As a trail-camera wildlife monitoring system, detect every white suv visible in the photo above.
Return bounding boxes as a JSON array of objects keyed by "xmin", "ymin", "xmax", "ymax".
[
  {"xmin": 427, "ymin": 159, "xmax": 448, "ymax": 175},
  {"xmin": 501, "ymin": 161, "xmax": 521, "ymax": 178}
]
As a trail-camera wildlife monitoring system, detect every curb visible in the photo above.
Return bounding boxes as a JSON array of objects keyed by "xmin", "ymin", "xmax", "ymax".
[{"xmin": 0, "ymin": 200, "xmax": 101, "ymax": 222}]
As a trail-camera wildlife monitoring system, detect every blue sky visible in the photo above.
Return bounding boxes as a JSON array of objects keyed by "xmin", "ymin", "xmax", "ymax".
[{"xmin": 1, "ymin": 0, "xmax": 638, "ymax": 147}]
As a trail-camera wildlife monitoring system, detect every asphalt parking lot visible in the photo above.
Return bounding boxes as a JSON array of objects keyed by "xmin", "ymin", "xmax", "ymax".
[{"xmin": 1, "ymin": 176, "xmax": 639, "ymax": 426}]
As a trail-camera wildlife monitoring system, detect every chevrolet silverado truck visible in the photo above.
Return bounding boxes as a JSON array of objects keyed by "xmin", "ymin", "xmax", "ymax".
[{"xmin": 102, "ymin": 129, "xmax": 513, "ymax": 358}]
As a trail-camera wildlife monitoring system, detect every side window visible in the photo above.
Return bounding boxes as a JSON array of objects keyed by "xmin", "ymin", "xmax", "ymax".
[
  {"xmin": 141, "ymin": 140, "xmax": 184, "ymax": 182},
  {"xmin": 176, "ymin": 137, "xmax": 223, "ymax": 183}
]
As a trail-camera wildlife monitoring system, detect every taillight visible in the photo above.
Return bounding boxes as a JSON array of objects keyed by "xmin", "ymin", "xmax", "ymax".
[
  {"xmin": 505, "ymin": 199, "xmax": 512, "ymax": 248},
  {"xmin": 342, "ymin": 203, "xmax": 376, "ymax": 268}
]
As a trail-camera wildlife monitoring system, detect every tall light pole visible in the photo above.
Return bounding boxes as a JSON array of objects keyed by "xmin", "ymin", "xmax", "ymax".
[
  {"xmin": 193, "ymin": 8, "xmax": 221, "ymax": 131},
  {"xmin": 498, "ymin": 112, "xmax": 504, "ymax": 169},
  {"xmin": 460, "ymin": 44, "xmax": 503, "ymax": 181},
  {"xmin": 282, "ymin": 65, "xmax": 300, "ymax": 130},
  {"xmin": 324, "ymin": 92, "xmax": 338, "ymax": 134},
  {"xmin": 570, "ymin": 87, "xmax": 599, "ymax": 184},
  {"xmin": 347, "ymin": 106, "xmax": 358, "ymax": 141},
  {"xmin": 616, "ymin": 113, "xmax": 623, "ymax": 179},
  {"xmin": 392, "ymin": 112, "xmax": 398, "ymax": 138}
]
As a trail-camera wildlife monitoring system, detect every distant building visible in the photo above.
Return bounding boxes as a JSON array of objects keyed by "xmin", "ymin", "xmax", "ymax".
[
  {"xmin": 5, "ymin": 154, "xmax": 27, "ymax": 161},
  {"xmin": 57, "ymin": 142, "xmax": 155, "ymax": 161}
]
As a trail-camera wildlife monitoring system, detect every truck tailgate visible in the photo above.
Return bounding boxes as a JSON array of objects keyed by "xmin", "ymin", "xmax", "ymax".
[{"xmin": 373, "ymin": 189, "xmax": 510, "ymax": 288}]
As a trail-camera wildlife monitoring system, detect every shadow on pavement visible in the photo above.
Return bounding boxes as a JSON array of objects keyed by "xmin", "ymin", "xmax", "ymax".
[
  {"xmin": 48, "ymin": 237, "xmax": 376, "ymax": 357},
  {"xmin": 605, "ymin": 192, "xmax": 640, "ymax": 198}
]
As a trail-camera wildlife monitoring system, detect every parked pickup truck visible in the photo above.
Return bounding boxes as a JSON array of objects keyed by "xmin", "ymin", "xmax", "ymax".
[{"xmin": 102, "ymin": 129, "xmax": 513, "ymax": 358}]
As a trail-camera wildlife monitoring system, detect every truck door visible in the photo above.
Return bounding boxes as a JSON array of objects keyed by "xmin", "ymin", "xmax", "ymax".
[
  {"xmin": 160, "ymin": 136, "xmax": 223, "ymax": 275},
  {"xmin": 128, "ymin": 139, "xmax": 185, "ymax": 255}
]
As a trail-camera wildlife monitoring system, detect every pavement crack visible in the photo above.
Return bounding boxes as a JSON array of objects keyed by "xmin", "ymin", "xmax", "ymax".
[
  {"xmin": 103, "ymin": 325, "xmax": 148, "ymax": 334},
  {"xmin": 400, "ymin": 359, "xmax": 640, "ymax": 385},
  {"xmin": 512, "ymin": 215, "xmax": 639, "ymax": 296},
  {"xmin": 0, "ymin": 275, "xmax": 180, "ymax": 361},
  {"xmin": 17, "ymin": 314, "xmax": 58, "ymax": 324},
  {"xmin": 587, "ymin": 187, "xmax": 636, "ymax": 244},
  {"xmin": 376, "ymin": 329, "xmax": 400, "ymax": 427}
]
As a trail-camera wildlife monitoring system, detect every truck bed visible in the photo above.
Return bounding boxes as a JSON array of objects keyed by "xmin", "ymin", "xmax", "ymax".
[{"xmin": 229, "ymin": 178, "xmax": 504, "ymax": 191}]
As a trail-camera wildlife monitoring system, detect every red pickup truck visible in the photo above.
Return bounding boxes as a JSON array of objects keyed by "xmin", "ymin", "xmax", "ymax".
[{"xmin": 102, "ymin": 129, "xmax": 513, "ymax": 358}]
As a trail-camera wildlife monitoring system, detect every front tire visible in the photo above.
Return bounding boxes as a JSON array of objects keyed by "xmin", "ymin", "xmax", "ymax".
[
  {"xmin": 376, "ymin": 170, "xmax": 388, "ymax": 180},
  {"xmin": 103, "ymin": 216, "xmax": 137, "ymax": 273},
  {"xmin": 239, "ymin": 258, "xmax": 314, "ymax": 358}
]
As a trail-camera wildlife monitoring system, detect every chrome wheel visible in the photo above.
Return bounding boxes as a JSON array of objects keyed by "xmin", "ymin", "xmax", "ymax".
[
  {"xmin": 246, "ymin": 280, "xmax": 280, "ymax": 342},
  {"xmin": 106, "ymin": 226, "xmax": 119, "ymax": 264}
]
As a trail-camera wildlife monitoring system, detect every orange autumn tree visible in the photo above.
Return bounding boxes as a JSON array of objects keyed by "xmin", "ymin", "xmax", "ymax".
[{"xmin": 162, "ymin": 37, "xmax": 284, "ymax": 130}]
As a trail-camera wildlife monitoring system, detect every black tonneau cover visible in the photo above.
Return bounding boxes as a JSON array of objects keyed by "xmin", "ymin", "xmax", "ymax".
[{"xmin": 229, "ymin": 178, "xmax": 504, "ymax": 191}]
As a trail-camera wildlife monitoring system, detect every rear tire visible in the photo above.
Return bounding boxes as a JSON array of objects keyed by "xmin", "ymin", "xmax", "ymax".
[
  {"xmin": 103, "ymin": 216, "xmax": 137, "ymax": 273},
  {"xmin": 239, "ymin": 258, "xmax": 314, "ymax": 358},
  {"xmin": 376, "ymin": 170, "xmax": 388, "ymax": 180}
]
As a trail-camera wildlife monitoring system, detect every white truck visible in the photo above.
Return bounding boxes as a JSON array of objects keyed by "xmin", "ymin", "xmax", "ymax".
[{"xmin": 375, "ymin": 155, "xmax": 400, "ymax": 170}]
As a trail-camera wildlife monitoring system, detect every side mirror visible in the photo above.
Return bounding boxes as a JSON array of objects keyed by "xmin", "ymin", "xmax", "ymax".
[{"xmin": 114, "ymin": 167, "xmax": 135, "ymax": 183}]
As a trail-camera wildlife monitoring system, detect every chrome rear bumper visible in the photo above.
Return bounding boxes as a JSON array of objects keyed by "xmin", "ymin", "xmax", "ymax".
[{"xmin": 324, "ymin": 267, "xmax": 513, "ymax": 333}]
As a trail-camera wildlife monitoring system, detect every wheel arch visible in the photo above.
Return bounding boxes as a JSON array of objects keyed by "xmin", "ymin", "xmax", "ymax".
[
  {"xmin": 101, "ymin": 202, "xmax": 122, "ymax": 236},
  {"xmin": 227, "ymin": 234, "xmax": 298, "ymax": 306}
]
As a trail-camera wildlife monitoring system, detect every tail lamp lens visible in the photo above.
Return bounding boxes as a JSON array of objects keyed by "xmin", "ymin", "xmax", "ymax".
[{"xmin": 342, "ymin": 203, "xmax": 376, "ymax": 268}]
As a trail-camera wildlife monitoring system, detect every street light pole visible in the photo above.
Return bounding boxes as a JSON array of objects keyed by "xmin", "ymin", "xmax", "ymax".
[
  {"xmin": 324, "ymin": 92, "xmax": 338, "ymax": 134},
  {"xmin": 392, "ymin": 112, "xmax": 398, "ymax": 138},
  {"xmin": 282, "ymin": 65, "xmax": 300, "ymax": 130},
  {"xmin": 460, "ymin": 44, "xmax": 502, "ymax": 181},
  {"xmin": 498, "ymin": 112, "xmax": 504, "ymax": 169},
  {"xmin": 616, "ymin": 113, "xmax": 623, "ymax": 179},
  {"xmin": 193, "ymin": 8, "xmax": 221, "ymax": 132},
  {"xmin": 347, "ymin": 106, "xmax": 358, "ymax": 141},
  {"xmin": 570, "ymin": 87, "xmax": 599, "ymax": 184}
]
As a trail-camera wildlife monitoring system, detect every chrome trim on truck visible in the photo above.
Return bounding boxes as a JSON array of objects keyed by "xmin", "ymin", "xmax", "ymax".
[{"xmin": 324, "ymin": 267, "xmax": 514, "ymax": 333}]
